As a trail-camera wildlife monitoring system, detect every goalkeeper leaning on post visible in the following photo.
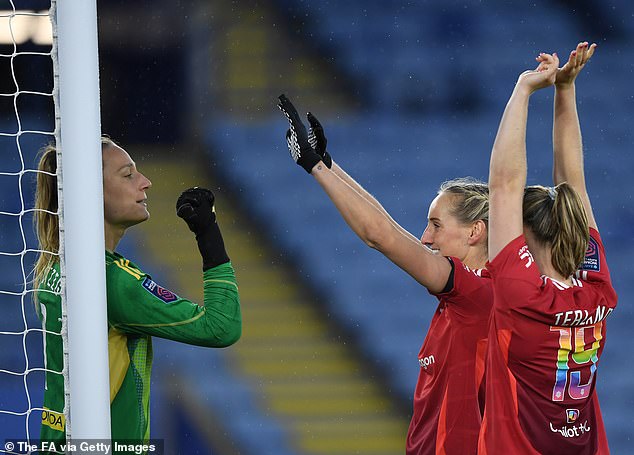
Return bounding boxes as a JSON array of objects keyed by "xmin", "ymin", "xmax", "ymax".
[{"xmin": 33, "ymin": 137, "xmax": 241, "ymax": 452}]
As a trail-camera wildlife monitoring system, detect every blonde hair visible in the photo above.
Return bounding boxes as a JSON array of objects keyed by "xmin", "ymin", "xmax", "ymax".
[
  {"xmin": 33, "ymin": 145, "xmax": 59, "ymax": 294},
  {"xmin": 523, "ymin": 183, "xmax": 589, "ymax": 277},
  {"xmin": 439, "ymin": 177, "xmax": 489, "ymax": 226},
  {"xmin": 33, "ymin": 137, "xmax": 118, "ymax": 298}
]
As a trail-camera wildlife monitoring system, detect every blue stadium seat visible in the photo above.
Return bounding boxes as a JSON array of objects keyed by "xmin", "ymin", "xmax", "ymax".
[{"xmin": 210, "ymin": 1, "xmax": 633, "ymax": 450}]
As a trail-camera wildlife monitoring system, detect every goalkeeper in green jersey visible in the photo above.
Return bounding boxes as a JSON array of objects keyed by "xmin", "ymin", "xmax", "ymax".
[{"xmin": 33, "ymin": 137, "xmax": 241, "ymax": 453}]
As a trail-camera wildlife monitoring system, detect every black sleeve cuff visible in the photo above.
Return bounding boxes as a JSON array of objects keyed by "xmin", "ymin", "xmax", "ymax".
[{"xmin": 440, "ymin": 257, "xmax": 455, "ymax": 294}]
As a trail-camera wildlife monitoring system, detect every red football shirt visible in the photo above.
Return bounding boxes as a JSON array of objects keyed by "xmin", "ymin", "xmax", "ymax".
[
  {"xmin": 406, "ymin": 257, "xmax": 493, "ymax": 455},
  {"xmin": 479, "ymin": 228, "xmax": 617, "ymax": 455}
]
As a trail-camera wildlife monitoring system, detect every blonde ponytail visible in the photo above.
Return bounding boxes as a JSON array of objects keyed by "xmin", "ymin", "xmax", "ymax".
[{"xmin": 523, "ymin": 183, "xmax": 589, "ymax": 277}]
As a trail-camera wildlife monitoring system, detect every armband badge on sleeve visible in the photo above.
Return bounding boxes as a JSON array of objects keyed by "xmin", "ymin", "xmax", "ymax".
[
  {"xmin": 142, "ymin": 276, "xmax": 179, "ymax": 303},
  {"xmin": 581, "ymin": 237, "xmax": 600, "ymax": 272}
]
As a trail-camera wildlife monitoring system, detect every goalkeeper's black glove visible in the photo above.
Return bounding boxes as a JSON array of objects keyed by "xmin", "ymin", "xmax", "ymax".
[
  {"xmin": 176, "ymin": 187, "xmax": 230, "ymax": 271},
  {"xmin": 277, "ymin": 94, "xmax": 332, "ymax": 173}
]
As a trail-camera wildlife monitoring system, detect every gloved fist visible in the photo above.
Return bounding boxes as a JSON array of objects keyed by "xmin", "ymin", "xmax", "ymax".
[
  {"xmin": 277, "ymin": 94, "xmax": 332, "ymax": 172},
  {"xmin": 176, "ymin": 187, "xmax": 216, "ymax": 236}
]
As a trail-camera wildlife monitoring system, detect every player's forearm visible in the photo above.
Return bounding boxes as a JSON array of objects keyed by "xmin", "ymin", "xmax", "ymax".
[
  {"xmin": 330, "ymin": 161, "xmax": 396, "ymax": 223},
  {"xmin": 201, "ymin": 262, "xmax": 241, "ymax": 347},
  {"xmin": 489, "ymin": 86, "xmax": 530, "ymax": 194},
  {"xmin": 553, "ymin": 84, "xmax": 597, "ymax": 229},
  {"xmin": 312, "ymin": 162, "xmax": 398, "ymax": 250},
  {"xmin": 330, "ymin": 161, "xmax": 362, "ymax": 191},
  {"xmin": 313, "ymin": 162, "xmax": 451, "ymax": 291},
  {"xmin": 553, "ymin": 83, "xmax": 586, "ymax": 189},
  {"xmin": 488, "ymin": 86, "xmax": 531, "ymax": 260}
]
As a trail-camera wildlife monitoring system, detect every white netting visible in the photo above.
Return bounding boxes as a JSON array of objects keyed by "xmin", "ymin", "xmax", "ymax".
[{"xmin": 0, "ymin": 3, "xmax": 56, "ymax": 450}]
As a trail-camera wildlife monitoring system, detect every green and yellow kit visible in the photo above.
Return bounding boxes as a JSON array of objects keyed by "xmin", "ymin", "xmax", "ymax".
[{"xmin": 38, "ymin": 250, "xmax": 240, "ymax": 452}]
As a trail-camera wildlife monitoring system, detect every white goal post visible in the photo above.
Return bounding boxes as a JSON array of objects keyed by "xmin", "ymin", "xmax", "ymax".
[
  {"xmin": 0, "ymin": 1, "xmax": 111, "ymax": 447},
  {"xmin": 52, "ymin": 0, "xmax": 111, "ymax": 441}
]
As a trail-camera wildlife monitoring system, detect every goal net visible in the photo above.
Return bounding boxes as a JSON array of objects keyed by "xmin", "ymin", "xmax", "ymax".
[
  {"xmin": 1, "ymin": 1, "xmax": 110, "ymax": 450},
  {"xmin": 0, "ymin": 5, "xmax": 56, "ymax": 446}
]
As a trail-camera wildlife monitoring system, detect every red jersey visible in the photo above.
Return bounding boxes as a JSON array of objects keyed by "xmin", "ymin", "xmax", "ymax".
[
  {"xmin": 479, "ymin": 228, "xmax": 617, "ymax": 455},
  {"xmin": 407, "ymin": 257, "xmax": 493, "ymax": 455}
]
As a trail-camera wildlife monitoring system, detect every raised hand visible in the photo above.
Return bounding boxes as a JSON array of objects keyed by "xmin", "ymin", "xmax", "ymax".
[
  {"xmin": 517, "ymin": 52, "xmax": 559, "ymax": 93},
  {"xmin": 277, "ymin": 94, "xmax": 325, "ymax": 173},
  {"xmin": 307, "ymin": 112, "xmax": 332, "ymax": 168},
  {"xmin": 555, "ymin": 41, "xmax": 596, "ymax": 86},
  {"xmin": 176, "ymin": 187, "xmax": 229, "ymax": 270},
  {"xmin": 176, "ymin": 187, "xmax": 217, "ymax": 235}
]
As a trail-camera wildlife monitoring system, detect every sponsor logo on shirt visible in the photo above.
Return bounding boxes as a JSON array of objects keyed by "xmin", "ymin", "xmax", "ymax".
[
  {"xmin": 42, "ymin": 407, "xmax": 65, "ymax": 432},
  {"xmin": 518, "ymin": 245, "xmax": 535, "ymax": 269},
  {"xmin": 566, "ymin": 409, "xmax": 580, "ymax": 423},
  {"xmin": 581, "ymin": 237, "xmax": 600, "ymax": 272},
  {"xmin": 142, "ymin": 277, "xmax": 178, "ymax": 303},
  {"xmin": 549, "ymin": 420, "xmax": 590, "ymax": 438},
  {"xmin": 418, "ymin": 354, "xmax": 435, "ymax": 370}
]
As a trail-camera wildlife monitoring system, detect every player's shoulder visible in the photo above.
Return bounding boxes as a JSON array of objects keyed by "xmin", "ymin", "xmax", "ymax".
[
  {"xmin": 578, "ymin": 229, "xmax": 604, "ymax": 274},
  {"xmin": 106, "ymin": 251, "xmax": 145, "ymax": 281},
  {"xmin": 488, "ymin": 234, "xmax": 531, "ymax": 272},
  {"xmin": 451, "ymin": 257, "xmax": 491, "ymax": 280},
  {"xmin": 40, "ymin": 261, "xmax": 62, "ymax": 292},
  {"xmin": 449, "ymin": 257, "xmax": 493, "ymax": 301}
]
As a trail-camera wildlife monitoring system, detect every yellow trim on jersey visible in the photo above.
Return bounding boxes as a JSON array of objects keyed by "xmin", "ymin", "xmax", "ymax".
[
  {"xmin": 204, "ymin": 278, "xmax": 239, "ymax": 290},
  {"xmin": 116, "ymin": 309, "xmax": 207, "ymax": 329},
  {"xmin": 108, "ymin": 326, "xmax": 130, "ymax": 403},
  {"xmin": 113, "ymin": 258, "xmax": 142, "ymax": 280},
  {"xmin": 42, "ymin": 407, "xmax": 65, "ymax": 432}
]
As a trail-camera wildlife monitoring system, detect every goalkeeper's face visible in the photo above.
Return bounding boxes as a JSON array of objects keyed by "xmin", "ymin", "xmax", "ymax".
[
  {"xmin": 103, "ymin": 144, "xmax": 152, "ymax": 229},
  {"xmin": 420, "ymin": 192, "xmax": 474, "ymax": 261}
]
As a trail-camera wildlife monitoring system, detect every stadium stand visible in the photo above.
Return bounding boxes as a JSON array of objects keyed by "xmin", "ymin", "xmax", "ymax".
[
  {"xmin": 2, "ymin": 0, "xmax": 632, "ymax": 452},
  {"xmin": 201, "ymin": 0, "xmax": 634, "ymax": 451}
]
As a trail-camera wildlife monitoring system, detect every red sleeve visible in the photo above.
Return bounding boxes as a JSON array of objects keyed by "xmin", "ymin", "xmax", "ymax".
[
  {"xmin": 486, "ymin": 234, "xmax": 546, "ymax": 313},
  {"xmin": 430, "ymin": 257, "xmax": 493, "ymax": 321},
  {"xmin": 577, "ymin": 228, "xmax": 612, "ymax": 286}
]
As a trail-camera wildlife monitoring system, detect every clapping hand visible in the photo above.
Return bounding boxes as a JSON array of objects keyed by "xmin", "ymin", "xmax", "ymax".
[
  {"xmin": 555, "ymin": 41, "xmax": 597, "ymax": 87},
  {"xmin": 277, "ymin": 94, "xmax": 332, "ymax": 173},
  {"xmin": 517, "ymin": 52, "xmax": 560, "ymax": 93}
]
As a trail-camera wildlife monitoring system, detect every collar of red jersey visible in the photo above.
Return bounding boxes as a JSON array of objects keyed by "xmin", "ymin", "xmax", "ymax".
[{"xmin": 541, "ymin": 275, "xmax": 582, "ymax": 289}]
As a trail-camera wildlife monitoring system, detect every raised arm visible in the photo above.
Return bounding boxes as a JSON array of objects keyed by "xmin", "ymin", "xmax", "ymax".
[
  {"xmin": 108, "ymin": 188, "xmax": 241, "ymax": 347},
  {"xmin": 277, "ymin": 95, "xmax": 452, "ymax": 293},
  {"xmin": 488, "ymin": 53, "xmax": 559, "ymax": 261},
  {"xmin": 553, "ymin": 41, "xmax": 597, "ymax": 230}
]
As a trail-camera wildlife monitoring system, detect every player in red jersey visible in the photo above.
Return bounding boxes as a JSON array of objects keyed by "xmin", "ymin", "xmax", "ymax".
[
  {"xmin": 278, "ymin": 95, "xmax": 492, "ymax": 454},
  {"xmin": 481, "ymin": 42, "xmax": 617, "ymax": 455}
]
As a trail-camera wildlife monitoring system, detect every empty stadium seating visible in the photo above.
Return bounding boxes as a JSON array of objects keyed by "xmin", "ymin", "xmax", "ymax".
[
  {"xmin": 204, "ymin": 1, "xmax": 634, "ymax": 451},
  {"xmin": 2, "ymin": 1, "xmax": 632, "ymax": 453}
]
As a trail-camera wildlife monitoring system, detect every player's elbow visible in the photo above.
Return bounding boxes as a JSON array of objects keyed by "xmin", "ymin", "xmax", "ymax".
[
  {"xmin": 216, "ymin": 332, "xmax": 241, "ymax": 348},
  {"xmin": 200, "ymin": 326, "xmax": 240, "ymax": 348},
  {"xmin": 489, "ymin": 170, "xmax": 523, "ymax": 195},
  {"xmin": 361, "ymin": 218, "xmax": 393, "ymax": 250},
  {"xmin": 489, "ymin": 155, "xmax": 525, "ymax": 194},
  {"xmin": 212, "ymin": 319, "xmax": 242, "ymax": 347},
  {"xmin": 224, "ymin": 320, "xmax": 242, "ymax": 346},
  {"xmin": 197, "ymin": 310, "xmax": 242, "ymax": 348}
]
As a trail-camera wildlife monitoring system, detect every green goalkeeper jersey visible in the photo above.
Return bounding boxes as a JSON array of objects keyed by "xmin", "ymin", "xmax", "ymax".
[{"xmin": 38, "ymin": 251, "xmax": 241, "ymax": 453}]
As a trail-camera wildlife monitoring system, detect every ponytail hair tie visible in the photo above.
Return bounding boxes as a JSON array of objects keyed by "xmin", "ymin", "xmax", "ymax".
[{"xmin": 547, "ymin": 187, "xmax": 557, "ymax": 201}]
